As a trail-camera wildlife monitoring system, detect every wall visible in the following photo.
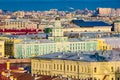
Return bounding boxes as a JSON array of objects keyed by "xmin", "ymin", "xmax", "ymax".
[
  {"xmin": 0, "ymin": 41, "xmax": 4, "ymax": 58},
  {"xmin": 14, "ymin": 40, "xmax": 98, "ymax": 58},
  {"xmin": 63, "ymin": 27, "xmax": 111, "ymax": 32},
  {"xmin": 31, "ymin": 59, "xmax": 120, "ymax": 80}
]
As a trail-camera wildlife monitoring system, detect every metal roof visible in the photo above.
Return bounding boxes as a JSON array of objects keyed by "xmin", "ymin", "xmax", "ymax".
[
  {"xmin": 34, "ymin": 50, "xmax": 120, "ymax": 62},
  {"xmin": 72, "ymin": 20, "xmax": 111, "ymax": 27}
]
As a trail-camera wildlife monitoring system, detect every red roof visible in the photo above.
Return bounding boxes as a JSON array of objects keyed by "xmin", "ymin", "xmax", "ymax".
[
  {"xmin": 0, "ymin": 63, "xmax": 18, "ymax": 71},
  {"xmin": 0, "ymin": 29, "xmax": 43, "ymax": 35}
]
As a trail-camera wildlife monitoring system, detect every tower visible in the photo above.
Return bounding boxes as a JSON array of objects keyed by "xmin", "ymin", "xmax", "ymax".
[{"xmin": 48, "ymin": 16, "xmax": 68, "ymax": 42}]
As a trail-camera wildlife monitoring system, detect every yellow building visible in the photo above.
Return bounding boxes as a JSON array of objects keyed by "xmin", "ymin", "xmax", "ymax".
[
  {"xmin": 95, "ymin": 39, "xmax": 112, "ymax": 51},
  {"xmin": 0, "ymin": 37, "xmax": 22, "ymax": 57},
  {"xmin": 32, "ymin": 50, "xmax": 120, "ymax": 80},
  {"xmin": 0, "ymin": 41, "xmax": 4, "ymax": 58},
  {"xmin": 86, "ymin": 38, "xmax": 112, "ymax": 51}
]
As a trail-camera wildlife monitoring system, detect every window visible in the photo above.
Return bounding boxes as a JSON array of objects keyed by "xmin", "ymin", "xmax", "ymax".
[
  {"xmin": 111, "ymin": 67, "xmax": 114, "ymax": 72},
  {"xmin": 60, "ymin": 64, "xmax": 62, "ymax": 70},
  {"xmin": 46, "ymin": 64, "xmax": 47, "ymax": 68},
  {"xmin": 67, "ymin": 65, "xmax": 69, "ymax": 71},
  {"xmin": 54, "ymin": 64, "xmax": 56, "ymax": 69},
  {"xmin": 82, "ymin": 67, "xmax": 83, "ymax": 72},
  {"xmin": 117, "ymin": 67, "xmax": 119, "ymax": 72},
  {"xmin": 94, "ymin": 67, "xmax": 97, "ymax": 73},
  {"xmin": 74, "ymin": 66, "xmax": 76, "ymax": 72},
  {"xmin": 71, "ymin": 65, "xmax": 72, "ymax": 71},
  {"xmin": 111, "ymin": 78, "xmax": 114, "ymax": 80},
  {"xmin": 57, "ymin": 64, "xmax": 59, "ymax": 70},
  {"xmin": 94, "ymin": 77, "xmax": 97, "ymax": 80},
  {"xmin": 118, "ymin": 78, "xmax": 119, "ymax": 80},
  {"xmin": 0, "ymin": 52, "xmax": 2, "ymax": 56},
  {"xmin": 0, "ymin": 45, "xmax": 2, "ymax": 48}
]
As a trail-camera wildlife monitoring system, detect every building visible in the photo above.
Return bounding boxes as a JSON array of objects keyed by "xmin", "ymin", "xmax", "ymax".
[
  {"xmin": 63, "ymin": 20, "xmax": 112, "ymax": 32},
  {"xmin": 14, "ymin": 39, "xmax": 98, "ymax": 58},
  {"xmin": 114, "ymin": 21, "xmax": 120, "ymax": 33},
  {"xmin": 0, "ymin": 41, "xmax": 4, "ymax": 58},
  {"xmin": 0, "ymin": 37, "xmax": 22, "ymax": 57},
  {"xmin": 95, "ymin": 39, "xmax": 112, "ymax": 51},
  {"xmin": 97, "ymin": 8, "xmax": 115, "ymax": 16},
  {"xmin": 0, "ymin": 60, "xmax": 76, "ymax": 80},
  {"xmin": 104, "ymin": 38, "xmax": 120, "ymax": 49},
  {"xmin": 14, "ymin": 17, "xmax": 112, "ymax": 58},
  {"xmin": 116, "ymin": 9, "xmax": 120, "ymax": 16},
  {"xmin": 0, "ymin": 19, "xmax": 40, "ymax": 35},
  {"xmin": 12, "ymin": 11, "xmax": 25, "ymax": 18},
  {"xmin": 3, "ymin": 19, "xmax": 37, "ymax": 30},
  {"xmin": 31, "ymin": 50, "xmax": 120, "ymax": 80}
]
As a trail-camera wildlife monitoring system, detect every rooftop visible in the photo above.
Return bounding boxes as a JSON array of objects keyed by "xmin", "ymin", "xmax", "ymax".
[
  {"xmin": 34, "ymin": 50, "xmax": 120, "ymax": 62},
  {"xmin": 72, "ymin": 20, "xmax": 111, "ymax": 27},
  {"xmin": 18, "ymin": 39, "xmax": 54, "ymax": 44},
  {"xmin": 5, "ymin": 19, "xmax": 29, "ymax": 22}
]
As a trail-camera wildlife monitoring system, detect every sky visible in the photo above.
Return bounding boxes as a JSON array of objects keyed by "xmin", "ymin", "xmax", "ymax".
[{"xmin": 0, "ymin": 0, "xmax": 119, "ymax": 1}]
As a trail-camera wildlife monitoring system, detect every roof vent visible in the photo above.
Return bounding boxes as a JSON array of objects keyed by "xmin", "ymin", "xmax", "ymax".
[
  {"xmin": 58, "ymin": 55, "xmax": 62, "ymax": 58},
  {"xmin": 78, "ymin": 56, "xmax": 83, "ymax": 60},
  {"xmin": 77, "ymin": 53, "xmax": 80, "ymax": 57},
  {"xmin": 62, "ymin": 52, "xmax": 65, "ymax": 55}
]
